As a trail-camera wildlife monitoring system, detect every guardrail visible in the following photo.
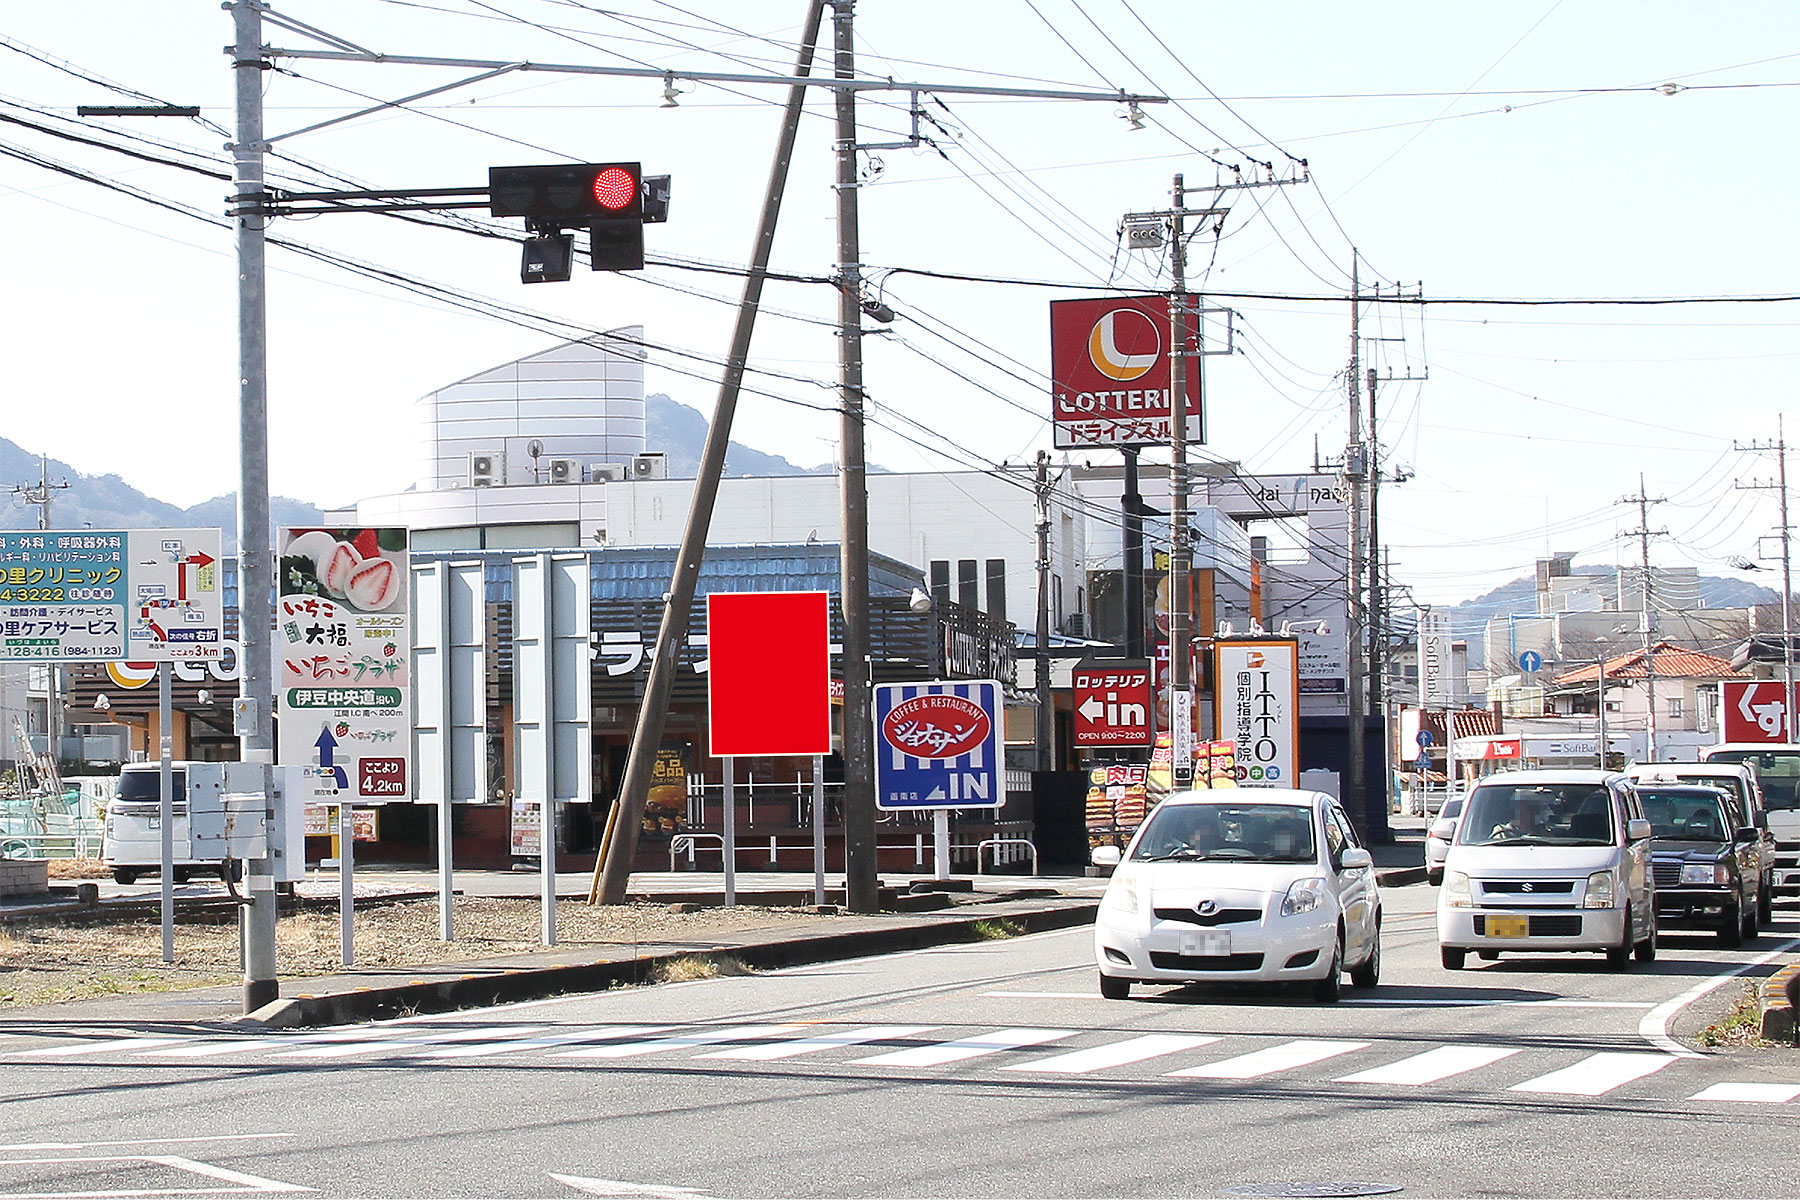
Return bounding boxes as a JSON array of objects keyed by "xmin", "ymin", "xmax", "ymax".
[
  {"xmin": 0, "ymin": 829, "xmax": 103, "ymax": 860},
  {"xmin": 976, "ymin": 838, "xmax": 1038, "ymax": 875}
]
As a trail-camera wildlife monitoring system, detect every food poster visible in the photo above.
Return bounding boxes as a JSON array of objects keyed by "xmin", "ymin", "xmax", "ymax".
[
  {"xmin": 643, "ymin": 745, "xmax": 690, "ymax": 837},
  {"xmin": 276, "ymin": 528, "xmax": 411, "ymax": 804},
  {"xmin": 1086, "ymin": 762, "xmax": 1149, "ymax": 848}
]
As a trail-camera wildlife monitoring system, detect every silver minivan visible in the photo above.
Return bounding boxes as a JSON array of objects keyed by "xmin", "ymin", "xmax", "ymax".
[{"xmin": 1436, "ymin": 769, "xmax": 1656, "ymax": 970}]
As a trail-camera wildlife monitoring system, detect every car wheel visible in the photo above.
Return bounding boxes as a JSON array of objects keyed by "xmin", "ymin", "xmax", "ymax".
[
  {"xmin": 1605, "ymin": 911, "xmax": 1634, "ymax": 970},
  {"xmin": 112, "ymin": 868, "xmax": 138, "ymax": 886},
  {"xmin": 1427, "ymin": 868, "xmax": 1443, "ymax": 886},
  {"xmin": 1441, "ymin": 946, "xmax": 1466, "ymax": 971},
  {"xmin": 1742, "ymin": 892, "xmax": 1759, "ymax": 940},
  {"xmin": 1635, "ymin": 922, "xmax": 1657, "ymax": 963},
  {"xmin": 1478, "ymin": 950, "xmax": 1500, "ymax": 961},
  {"xmin": 1350, "ymin": 928, "xmax": 1381, "ymax": 989},
  {"xmin": 1760, "ymin": 879, "xmax": 1774, "ymax": 925},
  {"xmin": 1099, "ymin": 972, "xmax": 1131, "ymax": 1000},
  {"xmin": 220, "ymin": 861, "xmax": 243, "ymax": 883},
  {"xmin": 1313, "ymin": 931, "xmax": 1344, "ymax": 1003},
  {"xmin": 1719, "ymin": 899, "xmax": 1745, "ymax": 948},
  {"xmin": 173, "ymin": 867, "xmax": 193, "ymax": 884}
]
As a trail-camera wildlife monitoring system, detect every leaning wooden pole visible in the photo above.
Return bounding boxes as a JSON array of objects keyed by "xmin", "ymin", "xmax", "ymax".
[{"xmin": 591, "ymin": 0, "xmax": 827, "ymax": 904}]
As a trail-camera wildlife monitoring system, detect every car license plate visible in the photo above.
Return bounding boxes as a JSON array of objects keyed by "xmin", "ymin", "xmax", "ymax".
[
  {"xmin": 1180, "ymin": 931, "xmax": 1230, "ymax": 956},
  {"xmin": 1778, "ymin": 870, "xmax": 1800, "ymax": 888},
  {"xmin": 147, "ymin": 817, "xmax": 160, "ymax": 831},
  {"xmin": 1488, "ymin": 915, "xmax": 1528, "ymax": 938}
]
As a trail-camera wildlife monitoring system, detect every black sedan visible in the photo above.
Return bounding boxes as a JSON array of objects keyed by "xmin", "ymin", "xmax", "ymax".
[{"xmin": 1639, "ymin": 784, "xmax": 1759, "ymax": 946}]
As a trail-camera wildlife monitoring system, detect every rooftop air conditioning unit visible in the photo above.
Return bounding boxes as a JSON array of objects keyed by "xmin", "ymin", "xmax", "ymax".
[
  {"xmin": 469, "ymin": 451, "xmax": 504, "ymax": 488},
  {"xmin": 633, "ymin": 452, "xmax": 668, "ymax": 480},
  {"xmin": 1062, "ymin": 613, "xmax": 1090, "ymax": 637},
  {"xmin": 591, "ymin": 463, "xmax": 628, "ymax": 483},
  {"xmin": 544, "ymin": 456, "xmax": 581, "ymax": 485}
]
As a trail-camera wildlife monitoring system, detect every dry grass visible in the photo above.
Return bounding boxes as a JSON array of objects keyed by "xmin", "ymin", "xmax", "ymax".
[
  {"xmin": 46, "ymin": 858, "xmax": 111, "ymax": 881},
  {"xmin": 1697, "ymin": 981, "xmax": 1775, "ymax": 1049},
  {"xmin": 0, "ymin": 897, "xmax": 837, "ymax": 1010}
]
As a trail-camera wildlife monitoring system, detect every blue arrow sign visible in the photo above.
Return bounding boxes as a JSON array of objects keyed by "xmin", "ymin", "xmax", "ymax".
[
  {"xmin": 1519, "ymin": 650, "xmax": 1543, "ymax": 673},
  {"xmin": 1416, "ymin": 729, "xmax": 1434, "ymax": 747},
  {"xmin": 314, "ymin": 725, "xmax": 349, "ymax": 790}
]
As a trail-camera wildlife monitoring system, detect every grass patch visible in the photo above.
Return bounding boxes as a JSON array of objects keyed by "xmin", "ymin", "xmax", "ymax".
[
  {"xmin": 970, "ymin": 918, "xmax": 1024, "ymax": 940},
  {"xmin": 1698, "ymin": 981, "xmax": 1773, "ymax": 1048},
  {"xmin": 648, "ymin": 954, "xmax": 755, "ymax": 984}
]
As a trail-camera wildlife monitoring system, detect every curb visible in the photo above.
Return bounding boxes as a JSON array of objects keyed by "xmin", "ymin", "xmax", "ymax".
[
  {"xmin": 1761, "ymin": 961, "xmax": 1800, "ymax": 1043},
  {"xmin": 1376, "ymin": 866, "xmax": 1428, "ymax": 888},
  {"xmin": 239, "ymin": 901, "xmax": 1101, "ymax": 1029}
]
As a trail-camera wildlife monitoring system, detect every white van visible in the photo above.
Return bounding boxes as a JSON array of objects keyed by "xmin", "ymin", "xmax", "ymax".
[
  {"xmin": 102, "ymin": 762, "xmax": 237, "ymax": 885},
  {"xmin": 1436, "ymin": 769, "xmax": 1656, "ymax": 970}
]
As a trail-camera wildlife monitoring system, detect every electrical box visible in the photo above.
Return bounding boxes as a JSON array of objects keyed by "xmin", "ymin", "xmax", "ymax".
[{"xmin": 187, "ymin": 762, "xmax": 269, "ymax": 862}]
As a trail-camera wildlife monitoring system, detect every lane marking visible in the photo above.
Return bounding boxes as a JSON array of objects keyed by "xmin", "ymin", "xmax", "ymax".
[
  {"xmin": 1002, "ymin": 1034, "xmax": 1219, "ymax": 1074},
  {"xmin": 0, "ymin": 1135, "xmax": 295, "ymax": 1153},
  {"xmin": 18, "ymin": 1037, "xmax": 187, "ymax": 1058},
  {"xmin": 1509, "ymin": 1051, "xmax": 1675, "ymax": 1096},
  {"xmin": 1691, "ymin": 1082, "xmax": 1800, "ymax": 1103},
  {"xmin": 855, "ymin": 1028, "xmax": 1072, "ymax": 1067},
  {"xmin": 558, "ymin": 1024, "xmax": 809, "ymax": 1059},
  {"xmin": 421, "ymin": 1025, "xmax": 674, "ymax": 1059},
  {"xmin": 696, "ymin": 1025, "xmax": 936, "ymax": 1062},
  {"xmin": 978, "ymin": 991, "xmax": 1652, "ymax": 1008},
  {"xmin": 1334, "ymin": 1045, "xmax": 1522, "ymax": 1086},
  {"xmin": 1640, "ymin": 934, "xmax": 1800, "ymax": 1058},
  {"xmin": 270, "ymin": 1025, "xmax": 549, "ymax": 1059},
  {"xmin": 1167, "ymin": 1039, "xmax": 1369, "ymax": 1080}
]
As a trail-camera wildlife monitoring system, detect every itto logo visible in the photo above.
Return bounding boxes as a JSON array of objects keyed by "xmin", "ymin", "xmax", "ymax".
[{"xmin": 1087, "ymin": 307, "xmax": 1161, "ymax": 381}]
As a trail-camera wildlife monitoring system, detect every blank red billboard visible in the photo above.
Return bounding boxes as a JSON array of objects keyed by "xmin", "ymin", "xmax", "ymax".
[{"xmin": 707, "ymin": 591, "xmax": 832, "ymax": 757}]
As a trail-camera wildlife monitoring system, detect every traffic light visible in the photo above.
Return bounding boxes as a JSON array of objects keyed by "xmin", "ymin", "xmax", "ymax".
[
  {"xmin": 488, "ymin": 162, "xmax": 643, "ymax": 222},
  {"xmin": 520, "ymin": 231, "xmax": 573, "ymax": 284}
]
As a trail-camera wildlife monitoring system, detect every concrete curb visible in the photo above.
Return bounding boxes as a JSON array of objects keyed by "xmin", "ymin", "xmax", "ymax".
[
  {"xmin": 239, "ymin": 901, "xmax": 1101, "ymax": 1029},
  {"xmin": 1761, "ymin": 961, "xmax": 1800, "ymax": 1043},
  {"xmin": 1376, "ymin": 867, "xmax": 1427, "ymax": 888}
]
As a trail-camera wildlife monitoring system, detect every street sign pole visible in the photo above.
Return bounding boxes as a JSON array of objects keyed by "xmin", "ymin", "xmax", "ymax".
[
  {"xmin": 812, "ymin": 755, "xmax": 826, "ymax": 907},
  {"xmin": 722, "ymin": 756, "xmax": 737, "ymax": 907},
  {"xmin": 933, "ymin": 810, "xmax": 951, "ymax": 881},
  {"xmin": 159, "ymin": 665, "xmax": 174, "ymax": 964},
  {"xmin": 339, "ymin": 803, "xmax": 354, "ymax": 967}
]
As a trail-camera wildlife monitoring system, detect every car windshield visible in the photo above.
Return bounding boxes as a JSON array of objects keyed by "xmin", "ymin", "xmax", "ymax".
[
  {"xmin": 1639, "ymin": 789, "xmax": 1730, "ymax": 841},
  {"xmin": 1708, "ymin": 750, "xmax": 1800, "ymax": 811},
  {"xmin": 1130, "ymin": 802, "xmax": 1316, "ymax": 863},
  {"xmin": 115, "ymin": 771, "xmax": 184, "ymax": 803},
  {"xmin": 1460, "ymin": 783, "xmax": 1617, "ymax": 847}
]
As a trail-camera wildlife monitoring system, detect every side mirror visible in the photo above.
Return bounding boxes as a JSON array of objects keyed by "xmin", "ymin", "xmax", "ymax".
[
  {"xmin": 1429, "ymin": 818, "xmax": 1456, "ymax": 841},
  {"xmin": 1339, "ymin": 847, "xmax": 1373, "ymax": 871},
  {"xmin": 1735, "ymin": 826, "xmax": 1760, "ymax": 844},
  {"xmin": 1090, "ymin": 845, "xmax": 1122, "ymax": 869},
  {"xmin": 1626, "ymin": 817, "xmax": 1653, "ymax": 842}
]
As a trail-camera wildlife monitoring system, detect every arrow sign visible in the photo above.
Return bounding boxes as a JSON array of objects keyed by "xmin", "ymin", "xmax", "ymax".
[
  {"xmin": 177, "ymin": 549, "xmax": 215, "ymax": 601},
  {"xmin": 1071, "ymin": 657, "xmax": 1154, "ymax": 748},
  {"xmin": 315, "ymin": 725, "xmax": 350, "ymax": 789}
]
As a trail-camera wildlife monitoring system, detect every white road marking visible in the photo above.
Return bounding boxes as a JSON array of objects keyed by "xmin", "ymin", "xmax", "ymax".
[
  {"xmin": 1691, "ymin": 1082, "xmax": 1800, "ymax": 1103},
  {"xmin": 421, "ymin": 1025, "xmax": 675, "ymax": 1059},
  {"xmin": 1002, "ymin": 1034, "xmax": 1219, "ymax": 1074},
  {"xmin": 978, "ymin": 992, "xmax": 1653, "ymax": 1009},
  {"xmin": 0, "ymin": 1135, "xmax": 294, "ymax": 1153},
  {"xmin": 0, "ymin": 1152, "xmax": 310, "ymax": 1195},
  {"xmin": 18, "ymin": 1037, "xmax": 188, "ymax": 1057},
  {"xmin": 557, "ymin": 1024, "xmax": 809, "ymax": 1059},
  {"xmin": 548, "ymin": 1174, "xmax": 710, "ymax": 1197},
  {"xmin": 138, "ymin": 1039, "xmax": 291, "ymax": 1058},
  {"xmin": 696, "ymin": 1025, "xmax": 936, "ymax": 1061},
  {"xmin": 855, "ymin": 1028, "xmax": 1072, "ymax": 1067},
  {"xmin": 1639, "ymin": 934, "xmax": 1800, "ymax": 1058},
  {"xmin": 1334, "ymin": 1045, "xmax": 1522, "ymax": 1086},
  {"xmin": 271, "ymin": 1025, "xmax": 548, "ymax": 1059},
  {"xmin": 1166, "ymin": 1039, "xmax": 1370, "ymax": 1080},
  {"xmin": 1509, "ymin": 1051, "xmax": 1676, "ymax": 1096}
]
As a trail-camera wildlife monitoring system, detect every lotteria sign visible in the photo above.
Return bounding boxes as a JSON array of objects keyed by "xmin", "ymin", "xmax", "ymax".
[
  {"xmin": 1213, "ymin": 639, "xmax": 1300, "ymax": 786},
  {"xmin": 1049, "ymin": 295, "xmax": 1203, "ymax": 449}
]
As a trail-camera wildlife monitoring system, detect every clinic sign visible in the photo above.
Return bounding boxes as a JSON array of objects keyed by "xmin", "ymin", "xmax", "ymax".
[
  {"xmin": 1214, "ymin": 639, "xmax": 1299, "ymax": 786},
  {"xmin": 0, "ymin": 528, "xmax": 223, "ymax": 662},
  {"xmin": 276, "ymin": 528, "xmax": 411, "ymax": 804},
  {"xmin": 1050, "ymin": 295, "xmax": 1202, "ymax": 448}
]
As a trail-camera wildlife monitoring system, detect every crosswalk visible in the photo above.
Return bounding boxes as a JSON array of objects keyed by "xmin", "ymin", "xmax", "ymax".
[{"xmin": 2, "ymin": 1022, "xmax": 1793, "ymax": 1105}]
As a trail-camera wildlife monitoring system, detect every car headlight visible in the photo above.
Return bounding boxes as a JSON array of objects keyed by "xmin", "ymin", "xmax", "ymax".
[
  {"xmin": 1282, "ymin": 876, "xmax": 1327, "ymax": 917},
  {"xmin": 1104, "ymin": 874, "xmax": 1138, "ymax": 914},
  {"xmin": 1680, "ymin": 862, "xmax": 1731, "ymax": 886},
  {"xmin": 1584, "ymin": 870, "xmax": 1616, "ymax": 909},
  {"xmin": 1443, "ymin": 870, "xmax": 1472, "ymax": 907}
]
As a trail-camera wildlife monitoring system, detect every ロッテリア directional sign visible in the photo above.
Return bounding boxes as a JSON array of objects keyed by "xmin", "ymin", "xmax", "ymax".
[
  {"xmin": 1072, "ymin": 658, "xmax": 1153, "ymax": 748},
  {"xmin": 873, "ymin": 680, "xmax": 1003, "ymax": 810}
]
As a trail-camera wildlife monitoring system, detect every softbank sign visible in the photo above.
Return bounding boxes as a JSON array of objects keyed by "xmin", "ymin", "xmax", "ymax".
[
  {"xmin": 1418, "ymin": 609, "xmax": 1451, "ymax": 707},
  {"xmin": 1721, "ymin": 679, "xmax": 1799, "ymax": 742}
]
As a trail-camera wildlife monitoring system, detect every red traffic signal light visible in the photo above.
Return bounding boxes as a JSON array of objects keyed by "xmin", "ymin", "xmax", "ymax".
[{"xmin": 488, "ymin": 162, "xmax": 644, "ymax": 222}]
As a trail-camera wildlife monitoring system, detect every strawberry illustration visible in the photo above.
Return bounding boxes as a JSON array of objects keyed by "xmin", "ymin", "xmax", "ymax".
[
  {"xmin": 335, "ymin": 721, "xmax": 350, "ymax": 738},
  {"xmin": 351, "ymin": 529, "xmax": 380, "ymax": 559}
]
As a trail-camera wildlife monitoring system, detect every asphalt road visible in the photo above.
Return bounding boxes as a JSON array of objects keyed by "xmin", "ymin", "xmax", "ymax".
[{"xmin": 2, "ymin": 885, "xmax": 1798, "ymax": 1199}]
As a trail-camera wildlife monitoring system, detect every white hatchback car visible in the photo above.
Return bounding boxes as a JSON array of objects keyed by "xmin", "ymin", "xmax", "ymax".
[
  {"xmin": 1425, "ymin": 794, "xmax": 1465, "ymax": 885},
  {"xmin": 1092, "ymin": 788, "xmax": 1382, "ymax": 1003}
]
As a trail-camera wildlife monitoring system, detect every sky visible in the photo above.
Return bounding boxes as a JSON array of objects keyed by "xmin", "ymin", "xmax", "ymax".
[{"xmin": 2, "ymin": 1, "xmax": 1799, "ymax": 609}]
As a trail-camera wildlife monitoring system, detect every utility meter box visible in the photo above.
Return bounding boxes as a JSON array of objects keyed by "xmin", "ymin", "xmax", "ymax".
[{"xmin": 187, "ymin": 762, "xmax": 269, "ymax": 862}]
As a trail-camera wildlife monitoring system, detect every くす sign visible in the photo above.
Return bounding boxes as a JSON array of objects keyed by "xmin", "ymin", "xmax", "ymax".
[{"xmin": 873, "ymin": 681, "xmax": 1003, "ymax": 811}]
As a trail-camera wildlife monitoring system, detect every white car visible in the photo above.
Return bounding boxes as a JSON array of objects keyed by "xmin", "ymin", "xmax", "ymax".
[
  {"xmin": 1425, "ymin": 795, "xmax": 1465, "ymax": 885},
  {"xmin": 1092, "ymin": 788, "xmax": 1382, "ymax": 1003}
]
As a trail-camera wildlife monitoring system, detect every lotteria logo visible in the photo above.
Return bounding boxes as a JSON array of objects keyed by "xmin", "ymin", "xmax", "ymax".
[
  {"xmin": 1088, "ymin": 308, "xmax": 1161, "ymax": 381},
  {"xmin": 881, "ymin": 694, "xmax": 991, "ymax": 759}
]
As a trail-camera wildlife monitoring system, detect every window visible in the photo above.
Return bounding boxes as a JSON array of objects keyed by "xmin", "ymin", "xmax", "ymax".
[
  {"xmin": 985, "ymin": 559, "xmax": 1007, "ymax": 623},
  {"xmin": 957, "ymin": 559, "xmax": 978, "ymax": 610},
  {"xmin": 929, "ymin": 560, "xmax": 950, "ymax": 607},
  {"xmin": 1667, "ymin": 697, "xmax": 1684, "ymax": 718}
]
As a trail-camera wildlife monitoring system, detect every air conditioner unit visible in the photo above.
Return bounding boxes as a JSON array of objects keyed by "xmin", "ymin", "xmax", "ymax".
[
  {"xmin": 1061, "ymin": 613, "xmax": 1090, "ymax": 637},
  {"xmin": 591, "ymin": 463, "xmax": 628, "ymax": 483},
  {"xmin": 632, "ymin": 452, "xmax": 668, "ymax": 480},
  {"xmin": 469, "ymin": 452, "xmax": 504, "ymax": 488},
  {"xmin": 544, "ymin": 456, "xmax": 581, "ymax": 485}
]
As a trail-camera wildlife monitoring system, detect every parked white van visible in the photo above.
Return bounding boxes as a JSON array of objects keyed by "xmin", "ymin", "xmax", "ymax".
[
  {"xmin": 1436, "ymin": 769, "xmax": 1656, "ymax": 970},
  {"xmin": 102, "ymin": 761, "xmax": 238, "ymax": 885}
]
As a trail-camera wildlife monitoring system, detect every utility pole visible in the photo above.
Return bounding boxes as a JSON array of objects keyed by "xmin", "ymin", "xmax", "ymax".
[
  {"xmin": 1034, "ymin": 451, "xmax": 1053, "ymax": 771},
  {"xmin": 1735, "ymin": 420, "xmax": 1795, "ymax": 739},
  {"xmin": 10, "ymin": 456, "xmax": 70, "ymax": 767},
  {"xmin": 1620, "ymin": 475, "xmax": 1666, "ymax": 761},
  {"xmin": 1344, "ymin": 257, "xmax": 1367, "ymax": 837},
  {"xmin": 1167, "ymin": 173, "xmax": 1193, "ymax": 787}
]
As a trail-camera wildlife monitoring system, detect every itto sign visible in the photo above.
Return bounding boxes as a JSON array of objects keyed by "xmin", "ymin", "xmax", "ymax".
[
  {"xmin": 1049, "ymin": 295, "xmax": 1202, "ymax": 449},
  {"xmin": 1214, "ymin": 639, "xmax": 1300, "ymax": 787},
  {"xmin": 1072, "ymin": 658, "xmax": 1153, "ymax": 747}
]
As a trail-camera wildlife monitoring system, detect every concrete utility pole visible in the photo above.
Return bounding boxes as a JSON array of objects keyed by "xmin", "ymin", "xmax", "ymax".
[
  {"xmin": 229, "ymin": 0, "xmax": 281, "ymax": 1014},
  {"xmin": 10, "ymin": 456, "xmax": 69, "ymax": 764},
  {"xmin": 593, "ymin": 0, "xmax": 828, "ymax": 905},
  {"xmin": 1735, "ymin": 421, "xmax": 1795, "ymax": 739},
  {"xmin": 1344, "ymin": 257, "xmax": 1367, "ymax": 837},
  {"xmin": 1620, "ymin": 475, "xmax": 1666, "ymax": 761},
  {"xmin": 1167, "ymin": 174, "xmax": 1194, "ymax": 787},
  {"xmin": 1034, "ymin": 451, "xmax": 1053, "ymax": 771}
]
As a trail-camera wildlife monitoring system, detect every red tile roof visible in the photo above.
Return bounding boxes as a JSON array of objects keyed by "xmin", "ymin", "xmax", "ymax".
[{"xmin": 1552, "ymin": 641, "xmax": 1745, "ymax": 686}]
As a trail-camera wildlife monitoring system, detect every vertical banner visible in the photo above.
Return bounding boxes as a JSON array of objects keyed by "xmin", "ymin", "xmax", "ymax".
[
  {"xmin": 1418, "ymin": 608, "xmax": 1452, "ymax": 708},
  {"xmin": 276, "ymin": 528, "xmax": 411, "ymax": 803},
  {"xmin": 1214, "ymin": 639, "xmax": 1300, "ymax": 787}
]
